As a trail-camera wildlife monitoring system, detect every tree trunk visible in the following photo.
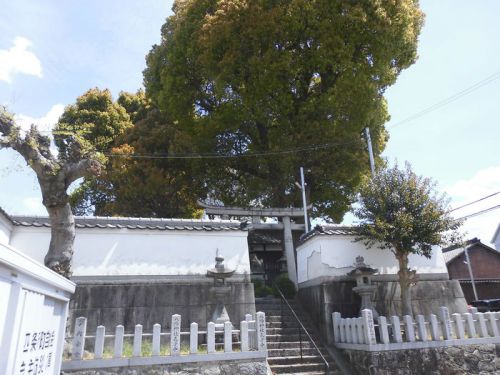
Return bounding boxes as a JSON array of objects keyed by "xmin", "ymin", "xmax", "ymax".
[
  {"xmin": 39, "ymin": 175, "xmax": 76, "ymax": 279},
  {"xmin": 44, "ymin": 202, "xmax": 75, "ymax": 278},
  {"xmin": 397, "ymin": 254, "xmax": 413, "ymax": 316}
]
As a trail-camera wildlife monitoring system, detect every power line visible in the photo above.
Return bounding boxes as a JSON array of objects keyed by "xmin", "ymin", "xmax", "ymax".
[
  {"xmin": 102, "ymin": 139, "xmax": 363, "ymax": 160},
  {"xmin": 449, "ymin": 191, "xmax": 500, "ymax": 212},
  {"xmin": 389, "ymin": 70, "xmax": 500, "ymax": 129},
  {"xmin": 455, "ymin": 205, "xmax": 500, "ymax": 221}
]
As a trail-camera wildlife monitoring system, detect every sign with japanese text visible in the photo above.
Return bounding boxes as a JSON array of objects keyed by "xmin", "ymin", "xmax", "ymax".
[{"xmin": 13, "ymin": 289, "xmax": 65, "ymax": 375}]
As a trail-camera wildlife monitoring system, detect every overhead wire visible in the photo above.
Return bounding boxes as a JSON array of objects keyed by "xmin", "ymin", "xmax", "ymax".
[
  {"xmin": 454, "ymin": 205, "xmax": 500, "ymax": 221},
  {"xmin": 449, "ymin": 191, "xmax": 500, "ymax": 213},
  {"xmin": 388, "ymin": 70, "xmax": 500, "ymax": 129},
  {"xmin": 101, "ymin": 138, "xmax": 363, "ymax": 160}
]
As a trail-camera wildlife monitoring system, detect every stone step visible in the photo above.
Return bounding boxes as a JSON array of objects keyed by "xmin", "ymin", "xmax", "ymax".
[
  {"xmin": 257, "ymin": 298, "xmax": 341, "ymax": 375},
  {"xmin": 266, "ymin": 319, "xmax": 311, "ymax": 326},
  {"xmin": 256, "ymin": 308, "xmax": 302, "ymax": 315},
  {"xmin": 268, "ymin": 348, "xmax": 322, "ymax": 357},
  {"xmin": 270, "ymin": 362, "xmax": 332, "ymax": 374},
  {"xmin": 266, "ymin": 333, "xmax": 321, "ymax": 342},
  {"xmin": 268, "ymin": 355, "xmax": 329, "ymax": 365},
  {"xmin": 267, "ymin": 341, "xmax": 317, "ymax": 349},
  {"xmin": 265, "ymin": 327, "xmax": 319, "ymax": 335}
]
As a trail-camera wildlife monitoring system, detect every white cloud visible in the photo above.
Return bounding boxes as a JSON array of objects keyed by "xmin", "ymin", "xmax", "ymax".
[
  {"xmin": 15, "ymin": 104, "xmax": 65, "ymax": 133},
  {"xmin": 445, "ymin": 166, "xmax": 500, "ymax": 245},
  {"xmin": 0, "ymin": 37, "xmax": 43, "ymax": 83}
]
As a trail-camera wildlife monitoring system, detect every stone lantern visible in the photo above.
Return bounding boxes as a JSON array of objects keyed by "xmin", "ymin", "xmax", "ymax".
[
  {"xmin": 206, "ymin": 249, "xmax": 235, "ymax": 323},
  {"xmin": 348, "ymin": 256, "xmax": 379, "ymax": 319}
]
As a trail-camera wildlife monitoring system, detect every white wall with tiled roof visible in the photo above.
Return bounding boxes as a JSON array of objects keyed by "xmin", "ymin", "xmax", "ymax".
[
  {"xmin": 10, "ymin": 225, "xmax": 249, "ymax": 276},
  {"xmin": 2, "ymin": 213, "xmax": 250, "ymax": 277},
  {"xmin": 297, "ymin": 233, "xmax": 448, "ymax": 285}
]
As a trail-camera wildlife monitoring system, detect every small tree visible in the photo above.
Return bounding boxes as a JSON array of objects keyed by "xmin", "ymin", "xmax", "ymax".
[
  {"xmin": 354, "ymin": 163, "xmax": 461, "ymax": 316},
  {"xmin": 0, "ymin": 106, "xmax": 103, "ymax": 278}
]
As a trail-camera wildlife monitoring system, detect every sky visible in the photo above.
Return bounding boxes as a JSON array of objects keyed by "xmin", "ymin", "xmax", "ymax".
[{"xmin": 0, "ymin": 1, "xmax": 499, "ymax": 246}]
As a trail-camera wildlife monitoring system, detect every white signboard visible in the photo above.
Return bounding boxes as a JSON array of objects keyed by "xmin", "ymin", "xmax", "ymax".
[
  {"xmin": 13, "ymin": 290, "xmax": 65, "ymax": 374},
  {"xmin": 0, "ymin": 243, "xmax": 75, "ymax": 375}
]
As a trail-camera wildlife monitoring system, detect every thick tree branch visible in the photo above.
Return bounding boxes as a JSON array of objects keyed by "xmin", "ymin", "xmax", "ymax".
[
  {"xmin": 64, "ymin": 158, "xmax": 102, "ymax": 186},
  {"xmin": 1, "ymin": 107, "xmax": 58, "ymax": 176}
]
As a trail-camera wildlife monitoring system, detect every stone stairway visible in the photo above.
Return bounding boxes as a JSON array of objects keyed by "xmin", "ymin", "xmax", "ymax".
[{"xmin": 255, "ymin": 297, "xmax": 342, "ymax": 375}]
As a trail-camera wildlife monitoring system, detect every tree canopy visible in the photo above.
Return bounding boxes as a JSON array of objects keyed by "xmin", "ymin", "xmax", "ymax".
[
  {"xmin": 67, "ymin": 89, "xmax": 204, "ymax": 218},
  {"xmin": 354, "ymin": 163, "xmax": 461, "ymax": 315},
  {"xmin": 143, "ymin": 0, "xmax": 424, "ymax": 220}
]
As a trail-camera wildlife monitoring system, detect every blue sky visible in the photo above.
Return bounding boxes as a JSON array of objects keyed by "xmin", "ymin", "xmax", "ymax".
[{"xmin": 0, "ymin": 1, "xmax": 499, "ymax": 245}]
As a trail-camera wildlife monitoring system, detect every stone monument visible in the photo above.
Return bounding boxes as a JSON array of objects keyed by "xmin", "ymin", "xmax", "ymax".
[{"xmin": 206, "ymin": 249, "xmax": 235, "ymax": 323}]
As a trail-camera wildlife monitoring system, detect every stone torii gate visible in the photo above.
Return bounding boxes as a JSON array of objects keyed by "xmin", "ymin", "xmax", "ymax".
[{"xmin": 199, "ymin": 202, "xmax": 310, "ymax": 285}]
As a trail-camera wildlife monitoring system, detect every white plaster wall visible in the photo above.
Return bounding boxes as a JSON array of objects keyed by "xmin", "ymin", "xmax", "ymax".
[
  {"xmin": 9, "ymin": 227, "xmax": 250, "ymax": 276},
  {"xmin": 0, "ymin": 214, "xmax": 12, "ymax": 245},
  {"xmin": 297, "ymin": 235, "xmax": 448, "ymax": 284}
]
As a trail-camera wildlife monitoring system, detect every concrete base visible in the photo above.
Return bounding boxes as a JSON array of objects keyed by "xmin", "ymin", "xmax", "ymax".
[
  {"xmin": 298, "ymin": 279, "xmax": 468, "ymax": 344},
  {"xmin": 68, "ymin": 276, "xmax": 256, "ymax": 334}
]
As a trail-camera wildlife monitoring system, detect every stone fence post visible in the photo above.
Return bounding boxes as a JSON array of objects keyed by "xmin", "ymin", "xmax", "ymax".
[{"xmin": 361, "ymin": 309, "xmax": 377, "ymax": 345}]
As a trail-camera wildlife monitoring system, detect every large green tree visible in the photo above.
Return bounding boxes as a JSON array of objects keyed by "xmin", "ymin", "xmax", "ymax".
[
  {"xmin": 144, "ymin": 0, "xmax": 424, "ymax": 220},
  {"xmin": 354, "ymin": 163, "xmax": 461, "ymax": 316},
  {"xmin": 68, "ymin": 89, "xmax": 204, "ymax": 218}
]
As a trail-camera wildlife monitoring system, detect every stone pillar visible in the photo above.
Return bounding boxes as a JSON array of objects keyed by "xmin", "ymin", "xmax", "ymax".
[{"xmin": 282, "ymin": 216, "xmax": 298, "ymax": 285}]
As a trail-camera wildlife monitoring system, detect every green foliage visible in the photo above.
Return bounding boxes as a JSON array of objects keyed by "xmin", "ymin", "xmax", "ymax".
[
  {"xmin": 144, "ymin": 0, "xmax": 424, "ymax": 220},
  {"xmin": 55, "ymin": 88, "xmax": 132, "ymax": 154},
  {"xmin": 272, "ymin": 273, "xmax": 296, "ymax": 299},
  {"xmin": 253, "ymin": 279, "xmax": 274, "ymax": 297},
  {"xmin": 354, "ymin": 162, "xmax": 461, "ymax": 257}
]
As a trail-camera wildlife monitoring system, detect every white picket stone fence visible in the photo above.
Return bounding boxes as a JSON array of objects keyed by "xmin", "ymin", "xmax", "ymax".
[
  {"xmin": 333, "ymin": 307, "xmax": 500, "ymax": 351},
  {"xmin": 62, "ymin": 312, "xmax": 267, "ymax": 371}
]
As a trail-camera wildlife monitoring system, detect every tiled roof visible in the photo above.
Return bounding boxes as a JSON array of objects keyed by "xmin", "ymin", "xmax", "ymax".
[
  {"xmin": 10, "ymin": 215, "xmax": 246, "ymax": 232},
  {"xmin": 300, "ymin": 224, "xmax": 359, "ymax": 242}
]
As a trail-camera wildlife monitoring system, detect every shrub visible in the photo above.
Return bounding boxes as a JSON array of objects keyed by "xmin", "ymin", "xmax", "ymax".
[
  {"xmin": 272, "ymin": 273, "xmax": 296, "ymax": 299},
  {"xmin": 253, "ymin": 279, "xmax": 274, "ymax": 297}
]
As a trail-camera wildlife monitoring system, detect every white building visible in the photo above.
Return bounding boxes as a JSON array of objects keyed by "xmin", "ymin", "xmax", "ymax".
[{"xmin": 297, "ymin": 225, "xmax": 449, "ymax": 286}]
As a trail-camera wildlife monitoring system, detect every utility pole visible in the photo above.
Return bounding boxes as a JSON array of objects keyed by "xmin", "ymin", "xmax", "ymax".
[
  {"xmin": 464, "ymin": 245, "xmax": 479, "ymax": 301},
  {"xmin": 300, "ymin": 167, "xmax": 309, "ymax": 234},
  {"xmin": 365, "ymin": 127, "xmax": 376, "ymax": 178}
]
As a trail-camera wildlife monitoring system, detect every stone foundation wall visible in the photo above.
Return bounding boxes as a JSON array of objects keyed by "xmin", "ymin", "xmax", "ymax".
[
  {"xmin": 68, "ymin": 278, "xmax": 255, "ymax": 333},
  {"xmin": 61, "ymin": 359, "xmax": 268, "ymax": 375},
  {"xmin": 343, "ymin": 344, "xmax": 500, "ymax": 375},
  {"xmin": 298, "ymin": 279, "xmax": 467, "ymax": 343}
]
